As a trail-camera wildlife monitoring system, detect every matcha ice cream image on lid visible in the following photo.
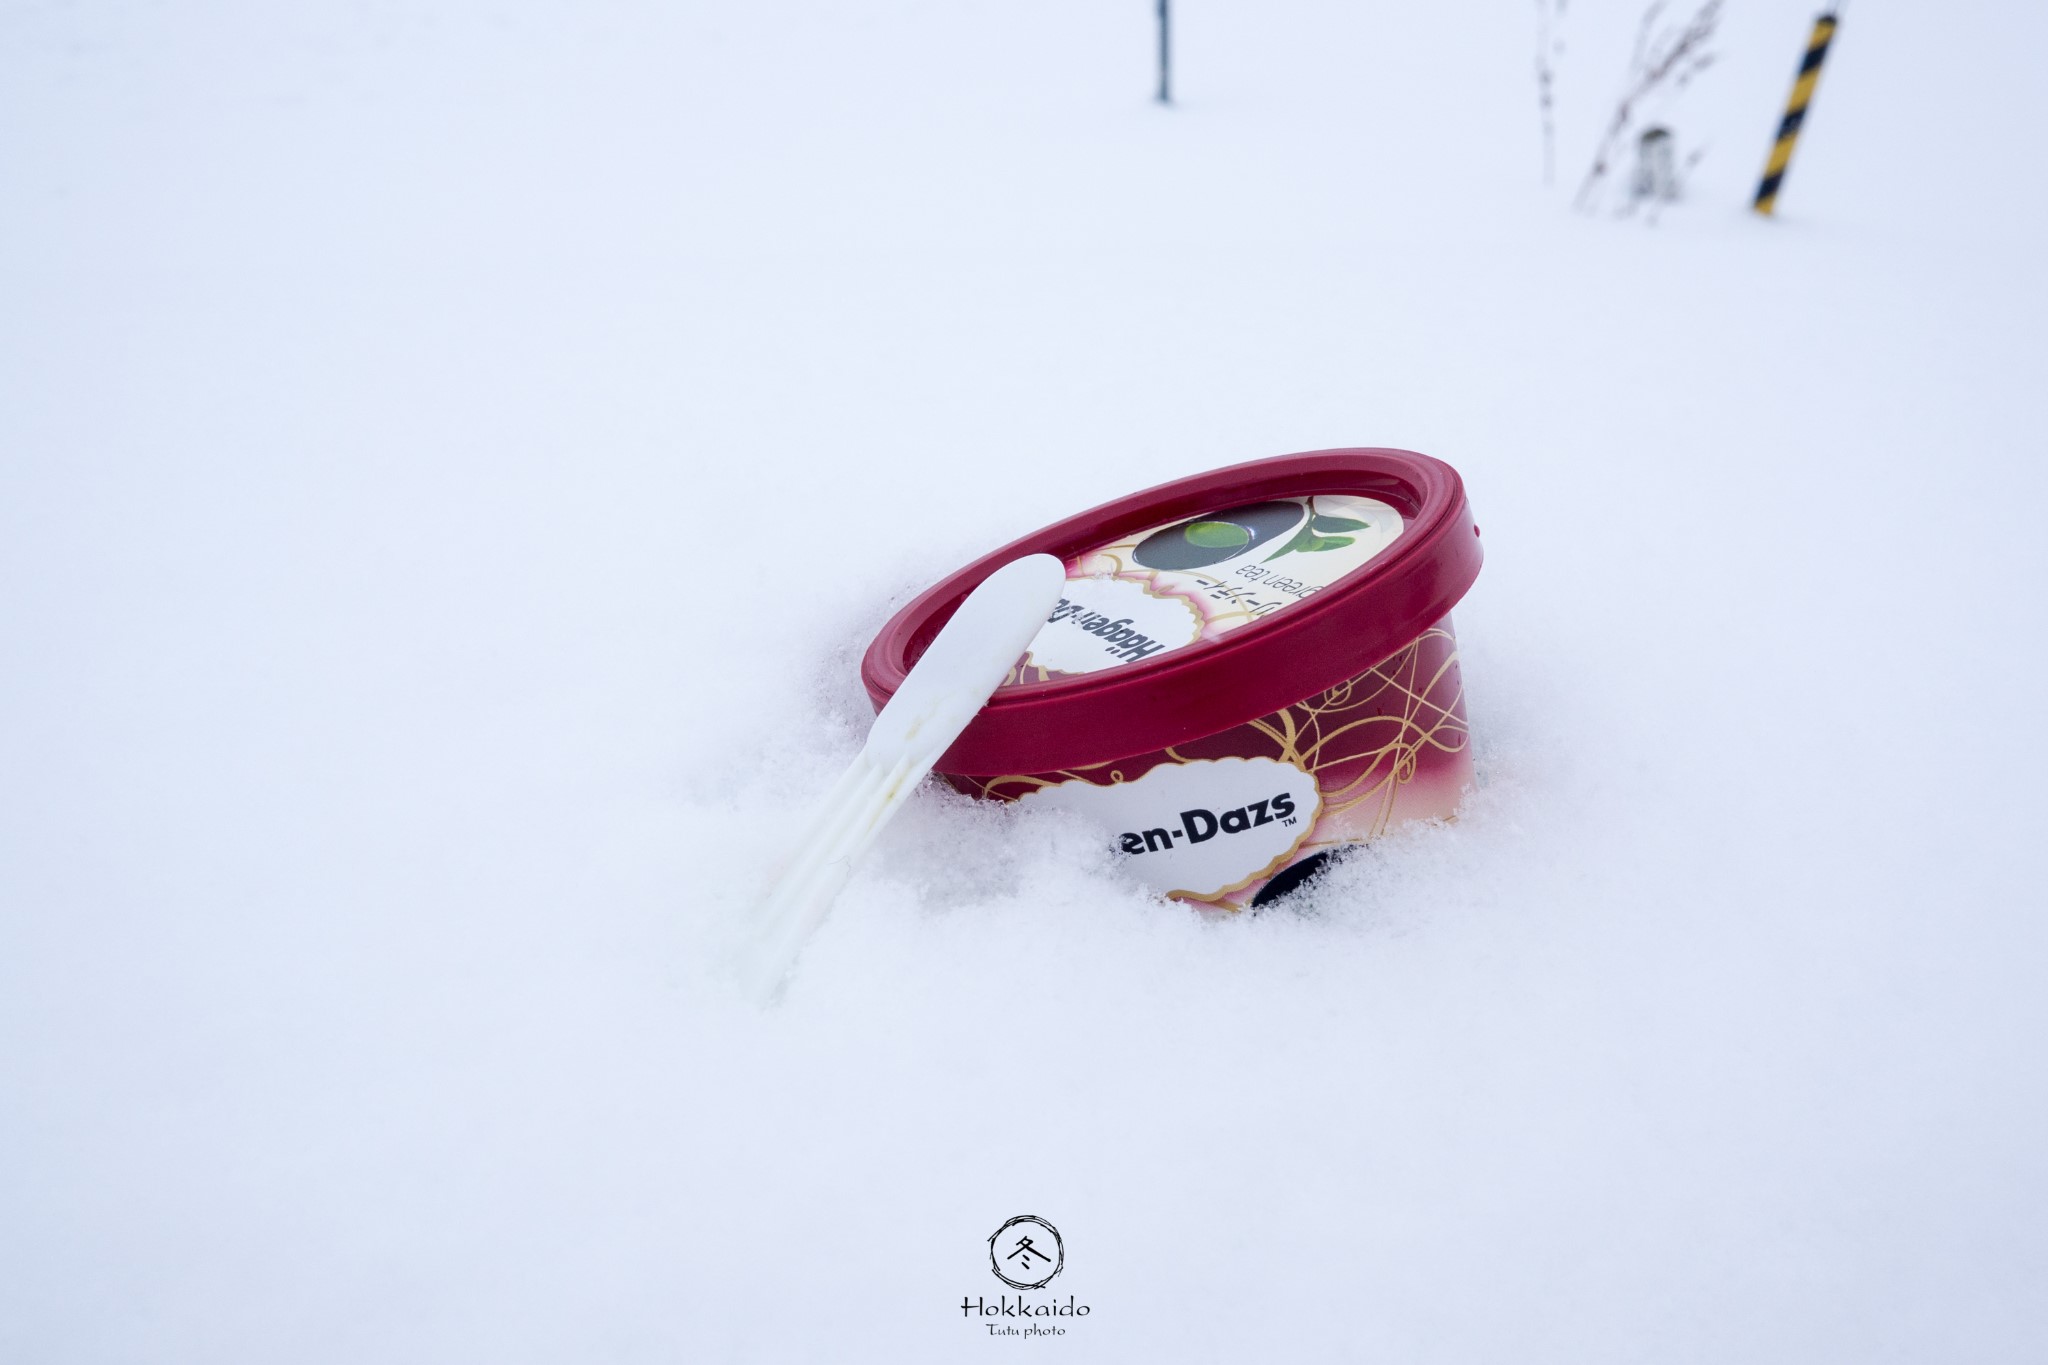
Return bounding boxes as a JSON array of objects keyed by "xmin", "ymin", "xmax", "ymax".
[{"xmin": 862, "ymin": 448, "xmax": 1482, "ymax": 910}]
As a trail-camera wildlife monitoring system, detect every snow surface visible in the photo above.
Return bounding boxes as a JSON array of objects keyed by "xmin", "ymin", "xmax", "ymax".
[{"xmin": 4, "ymin": 2, "xmax": 2046, "ymax": 1361}]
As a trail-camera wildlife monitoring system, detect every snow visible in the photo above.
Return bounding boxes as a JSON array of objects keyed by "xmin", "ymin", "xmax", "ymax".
[{"xmin": 3, "ymin": 2, "xmax": 2046, "ymax": 1361}]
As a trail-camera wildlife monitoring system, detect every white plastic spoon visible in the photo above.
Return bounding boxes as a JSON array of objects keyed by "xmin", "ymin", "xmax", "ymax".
[{"xmin": 738, "ymin": 553, "xmax": 1068, "ymax": 1002}]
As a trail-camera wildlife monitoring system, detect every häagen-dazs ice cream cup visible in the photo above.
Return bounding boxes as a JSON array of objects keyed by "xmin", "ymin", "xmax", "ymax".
[{"xmin": 861, "ymin": 448, "xmax": 1483, "ymax": 909}]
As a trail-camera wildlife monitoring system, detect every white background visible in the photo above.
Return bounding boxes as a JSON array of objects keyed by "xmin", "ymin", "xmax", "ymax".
[{"xmin": 4, "ymin": 2, "xmax": 2045, "ymax": 1361}]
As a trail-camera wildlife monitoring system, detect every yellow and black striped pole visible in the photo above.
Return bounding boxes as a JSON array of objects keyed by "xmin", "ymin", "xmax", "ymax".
[{"xmin": 1754, "ymin": 11, "xmax": 1840, "ymax": 215}]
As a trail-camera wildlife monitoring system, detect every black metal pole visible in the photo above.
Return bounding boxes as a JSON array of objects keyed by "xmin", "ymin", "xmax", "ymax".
[{"xmin": 1157, "ymin": 0, "xmax": 1171, "ymax": 105}]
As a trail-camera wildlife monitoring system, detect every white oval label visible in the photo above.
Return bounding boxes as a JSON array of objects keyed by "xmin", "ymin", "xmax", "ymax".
[
  {"xmin": 1027, "ymin": 577, "xmax": 1204, "ymax": 675},
  {"xmin": 1016, "ymin": 756, "xmax": 1323, "ymax": 899}
]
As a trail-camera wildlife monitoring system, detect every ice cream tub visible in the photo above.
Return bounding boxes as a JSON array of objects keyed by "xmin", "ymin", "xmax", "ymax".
[{"xmin": 861, "ymin": 448, "xmax": 1483, "ymax": 909}]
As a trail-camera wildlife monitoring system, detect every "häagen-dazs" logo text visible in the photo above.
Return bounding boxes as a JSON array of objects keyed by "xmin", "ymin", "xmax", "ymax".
[
  {"xmin": 1117, "ymin": 791, "xmax": 1299, "ymax": 855},
  {"xmin": 1045, "ymin": 597, "xmax": 1171, "ymax": 665}
]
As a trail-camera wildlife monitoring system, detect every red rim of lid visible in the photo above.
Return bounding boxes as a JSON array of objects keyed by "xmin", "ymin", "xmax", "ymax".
[{"xmin": 860, "ymin": 447, "xmax": 1482, "ymax": 776}]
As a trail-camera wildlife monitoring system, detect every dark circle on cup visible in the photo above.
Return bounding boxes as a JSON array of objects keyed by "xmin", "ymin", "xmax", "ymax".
[
  {"xmin": 1131, "ymin": 500, "xmax": 1304, "ymax": 571},
  {"xmin": 1250, "ymin": 848, "xmax": 1352, "ymax": 910}
]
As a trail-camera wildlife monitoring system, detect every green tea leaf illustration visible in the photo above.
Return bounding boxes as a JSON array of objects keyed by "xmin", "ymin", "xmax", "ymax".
[
  {"xmin": 1310, "ymin": 515, "xmax": 1367, "ymax": 533},
  {"xmin": 1266, "ymin": 526, "xmax": 1358, "ymax": 561},
  {"xmin": 1263, "ymin": 523, "xmax": 1319, "ymax": 562}
]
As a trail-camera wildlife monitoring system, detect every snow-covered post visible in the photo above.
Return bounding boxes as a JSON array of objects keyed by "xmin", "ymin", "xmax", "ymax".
[
  {"xmin": 1156, "ymin": 0, "xmax": 1172, "ymax": 105},
  {"xmin": 1633, "ymin": 127, "xmax": 1679, "ymax": 202},
  {"xmin": 1753, "ymin": 11, "xmax": 1840, "ymax": 215}
]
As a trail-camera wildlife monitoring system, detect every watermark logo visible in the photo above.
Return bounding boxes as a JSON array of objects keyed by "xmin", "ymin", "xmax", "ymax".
[{"xmin": 988, "ymin": 1215, "xmax": 1064, "ymax": 1290}]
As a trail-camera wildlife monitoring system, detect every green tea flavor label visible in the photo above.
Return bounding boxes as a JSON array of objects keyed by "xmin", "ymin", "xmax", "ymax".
[{"xmin": 1017, "ymin": 495, "xmax": 1404, "ymax": 681}]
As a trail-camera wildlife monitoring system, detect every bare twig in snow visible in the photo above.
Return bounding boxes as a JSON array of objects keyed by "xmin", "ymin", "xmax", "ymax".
[
  {"xmin": 1534, "ymin": 0, "xmax": 1568, "ymax": 185},
  {"xmin": 1573, "ymin": 0, "xmax": 1721, "ymax": 213}
]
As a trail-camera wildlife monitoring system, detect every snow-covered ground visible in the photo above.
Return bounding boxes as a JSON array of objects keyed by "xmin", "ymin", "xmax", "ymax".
[{"xmin": 5, "ymin": 2, "xmax": 2046, "ymax": 1360}]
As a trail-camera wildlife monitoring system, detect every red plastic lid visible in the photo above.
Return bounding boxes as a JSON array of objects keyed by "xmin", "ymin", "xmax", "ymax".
[{"xmin": 861, "ymin": 448, "xmax": 1482, "ymax": 776}]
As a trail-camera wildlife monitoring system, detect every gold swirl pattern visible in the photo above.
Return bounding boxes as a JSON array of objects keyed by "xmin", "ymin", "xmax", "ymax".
[{"xmin": 957, "ymin": 623, "xmax": 1472, "ymax": 906}]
